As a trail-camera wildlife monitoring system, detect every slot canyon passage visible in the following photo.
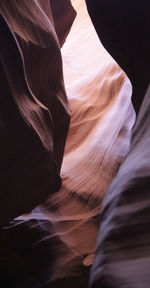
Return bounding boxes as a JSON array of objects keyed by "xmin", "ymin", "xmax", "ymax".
[
  {"xmin": 0, "ymin": 0, "xmax": 136, "ymax": 287},
  {"xmin": 18, "ymin": 0, "xmax": 135, "ymax": 280}
]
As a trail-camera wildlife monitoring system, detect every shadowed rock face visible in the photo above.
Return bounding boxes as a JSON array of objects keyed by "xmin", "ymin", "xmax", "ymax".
[
  {"xmin": 86, "ymin": 0, "xmax": 150, "ymax": 113},
  {"xmin": 0, "ymin": 0, "xmax": 73, "ymax": 227},
  {"xmin": 50, "ymin": 0, "xmax": 77, "ymax": 47}
]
